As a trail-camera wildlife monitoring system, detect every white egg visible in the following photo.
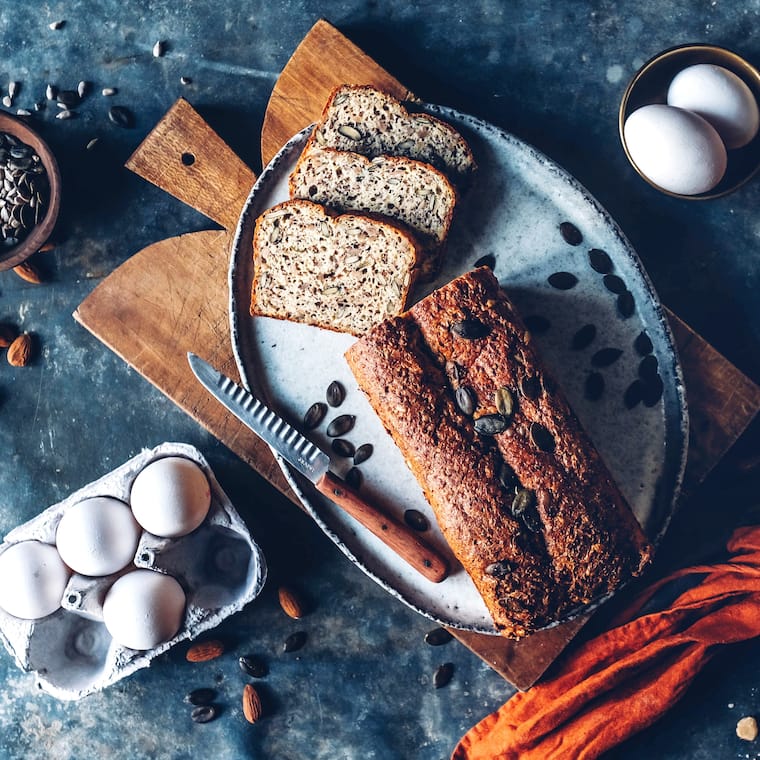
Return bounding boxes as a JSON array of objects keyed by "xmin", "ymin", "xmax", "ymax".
[
  {"xmin": 667, "ymin": 63, "xmax": 759, "ymax": 149},
  {"xmin": 55, "ymin": 496, "xmax": 141, "ymax": 577},
  {"xmin": 623, "ymin": 104, "xmax": 727, "ymax": 195},
  {"xmin": 130, "ymin": 456, "xmax": 211, "ymax": 538},
  {"xmin": 0, "ymin": 541, "xmax": 70, "ymax": 619},
  {"xmin": 102, "ymin": 569, "xmax": 186, "ymax": 650}
]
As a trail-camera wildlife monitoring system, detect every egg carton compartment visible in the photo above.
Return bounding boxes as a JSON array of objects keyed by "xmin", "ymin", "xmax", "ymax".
[{"xmin": 0, "ymin": 442, "xmax": 267, "ymax": 700}]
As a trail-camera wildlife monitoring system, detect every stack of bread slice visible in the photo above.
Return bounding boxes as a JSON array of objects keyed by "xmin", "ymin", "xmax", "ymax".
[{"xmin": 250, "ymin": 85, "xmax": 476, "ymax": 335}]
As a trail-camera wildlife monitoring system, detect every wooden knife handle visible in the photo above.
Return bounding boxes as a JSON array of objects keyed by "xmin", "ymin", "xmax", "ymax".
[
  {"xmin": 315, "ymin": 471, "xmax": 449, "ymax": 583},
  {"xmin": 125, "ymin": 98, "xmax": 256, "ymax": 231}
]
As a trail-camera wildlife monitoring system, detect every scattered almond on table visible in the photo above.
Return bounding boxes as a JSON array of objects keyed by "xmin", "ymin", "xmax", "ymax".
[
  {"xmin": 6, "ymin": 332, "xmax": 32, "ymax": 366},
  {"xmin": 13, "ymin": 260, "xmax": 43, "ymax": 284},
  {"xmin": 185, "ymin": 639, "xmax": 225, "ymax": 662},
  {"xmin": 242, "ymin": 683, "xmax": 263, "ymax": 723},
  {"xmin": 278, "ymin": 585, "xmax": 305, "ymax": 619}
]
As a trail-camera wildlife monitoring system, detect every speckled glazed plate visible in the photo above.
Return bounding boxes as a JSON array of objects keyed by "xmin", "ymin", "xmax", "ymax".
[{"xmin": 229, "ymin": 106, "xmax": 688, "ymax": 635}]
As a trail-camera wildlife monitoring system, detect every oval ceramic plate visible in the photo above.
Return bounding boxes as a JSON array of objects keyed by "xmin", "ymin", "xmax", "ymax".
[{"xmin": 229, "ymin": 106, "xmax": 688, "ymax": 635}]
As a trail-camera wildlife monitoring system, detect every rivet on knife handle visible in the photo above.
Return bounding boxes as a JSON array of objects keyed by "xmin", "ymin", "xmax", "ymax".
[{"xmin": 316, "ymin": 471, "xmax": 449, "ymax": 583}]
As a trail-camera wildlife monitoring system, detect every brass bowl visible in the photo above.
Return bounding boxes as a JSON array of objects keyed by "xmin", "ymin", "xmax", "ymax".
[
  {"xmin": 0, "ymin": 112, "xmax": 61, "ymax": 270},
  {"xmin": 619, "ymin": 43, "xmax": 760, "ymax": 200}
]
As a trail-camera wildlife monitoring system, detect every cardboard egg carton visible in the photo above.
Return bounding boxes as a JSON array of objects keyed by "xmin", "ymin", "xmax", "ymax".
[{"xmin": 0, "ymin": 442, "xmax": 267, "ymax": 700}]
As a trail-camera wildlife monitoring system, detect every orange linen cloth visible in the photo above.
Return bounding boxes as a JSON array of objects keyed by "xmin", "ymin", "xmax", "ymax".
[{"xmin": 452, "ymin": 525, "xmax": 760, "ymax": 760}]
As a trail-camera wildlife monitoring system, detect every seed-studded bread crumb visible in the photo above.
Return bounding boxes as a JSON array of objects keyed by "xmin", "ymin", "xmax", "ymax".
[{"xmin": 250, "ymin": 199, "xmax": 422, "ymax": 336}]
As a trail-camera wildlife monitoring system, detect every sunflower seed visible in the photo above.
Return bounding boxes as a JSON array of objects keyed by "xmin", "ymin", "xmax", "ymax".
[
  {"xmin": 603, "ymin": 274, "xmax": 626, "ymax": 294},
  {"xmin": 108, "ymin": 105, "xmax": 134, "ymax": 128},
  {"xmin": 591, "ymin": 347, "xmax": 623, "ymax": 367},
  {"xmin": 85, "ymin": 137, "xmax": 99, "ymax": 151},
  {"xmin": 77, "ymin": 80, "xmax": 90, "ymax": 98},
  {"xmin": 337, "ymin": 124, "xmax": 362, "ymax": 141},
  {"xmin": 494, "ymin": 387, "xmax": 515, "ymax": 418},
  {"xmin": 455, "ymin": 386, "xmax": 476, "ymax": 416},
  {"xmin": 588, "ymin": 248, "xmax": 613, "ymax": 274},
  {"xmin": 55, "ymin": 109, "xmax": 74, "ymax": 120},
  {"xmin": 353, "ymin": 443, "xmax": 373, "ymax": 466},
  {"xmin": 473, "ymin": 253, "xmax": 496, "ymax": 269},
  {"xmin": 433, "ymin": 662, "xmax": 454, "ymax": 688},
  {"xmin": 584, "ymin": 372, "xmax": 605, "ymax": 401},
  {"xmin": 303, "ymin": 401, "xmax": 327, "ymax": 429},
  {"xmin": 571, "ymin": 324, "xmax": 597, "ymax": 350},
  {"xmin": 451, "ymin": 318, "xmax": 490, "ymax": 339},
  {"xmin": 153, "ymin": 40, "xmax": 166, "ymax": 57},
  {"xmin": 530, "ymin": 422, "xmax": 555, "ymax": 452},
  {"xmin": 617, "ymin": 290, "xmax": 635, "ymax": 318},
  {"xmin": 519, "ymin": 375, "xmax": 541, "ymax": 400},
  {"xmin": 239, "ymin": 654, "xmax": 268, "ymax": 678},
  {"xmin": 186, "ymin": 687, "xmax": 216, "ymax": 705},
  {"xmin": 283, "ymin": 631, "xmax": 307, "ymax": 653},
  {"xmin": 1, "ymin": 96, "xmax": 11, "ymax": 108},
  {"xmin": 8, "ymin": 82, "xmax": 18, "ymax": 99},
  {"xmin": 180, "ymin": 76, "xmax": 192, "ymax": 85},
  {"xmin": 523, "ymin": 315, "xmax": 550, "ymax": 334},
  {"xmin": 641, "ymin": 374, "xmax": 664, "ymax": 407},
  {"xmin": 485, "ymin": 559, "xmax": 514, "ymax": 578},
  {"xmin": 48, "ymin": 20, "xmax": 65, "ymax": 30},
  {"xmin": 639, "ymin": 354, "xmax": 659, "ymax": 380},
  {"xmin": 404, "ymin": 509, "xmax": 429, "ymax": 531},
  {"xmin": 326, "ymin": 380, "xmax": 345, "ymax": 407},
  {"xmin": 45, "ymin": 84, "xmax": 57, "ymax": 100},
  {"xmin": 547, "ymin": 271, "xmax": 578, "ymax": 290},
  {"xmin": 498, "ymin": 461, "xmax": 518, "ymax": 490},
  {"xmin": 624, "ymin": 380, "xmax": 643, "ymax": 409},
  {"xmin": 424, "ymin": 627, "xmax": 453, "ymax": 646},
  {"xmin": 331, "ymin": 438, "xmax": 355, "ymax": 458},
  {"xmin": 474, "ymin": 414, "xmax": 509, "ymax": 436},
  {"xmin": 634, "ymin": 331, "xmax": 653, "ymax": 356},
  {"xmin": 101, "ymin": 87, "xmax": 117, "ymax": 96},
  {"xmin": 345, "ymin": 466, "xmax": 362, "ymax": 489},
  {"xmin": 191, "ymin": 705, "xmax": 217, "ymax": 723},
  {"xmin": 559, "ymin": 221, "xmax": 583, "ymax": 245},
  {"xmin": 326, "ymin": 414, "xmax": 355, "ymax": 437},
  {"xmin": 15, "ymin": 109, "xmax": 30, "ymax": 117}
]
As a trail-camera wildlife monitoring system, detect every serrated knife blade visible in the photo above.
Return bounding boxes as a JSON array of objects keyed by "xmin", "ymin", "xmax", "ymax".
[{"xmin": 188, "ymin": 353, "xmax": 449, "ymax": 583}]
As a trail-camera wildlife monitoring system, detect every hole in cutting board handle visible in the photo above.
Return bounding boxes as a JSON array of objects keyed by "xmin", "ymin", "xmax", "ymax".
[{"xmin": 181, "ymin": 152, "xmax": 195, "ymax": 166}]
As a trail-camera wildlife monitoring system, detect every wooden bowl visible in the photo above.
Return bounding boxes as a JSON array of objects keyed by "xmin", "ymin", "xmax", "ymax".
[
  {"xmin": 619, "ymin": 44, "xmax": 760, "ymax": 200},
  {"xmin": 0, "ymin": 112, "xmax": 61, "ymax": 270}
]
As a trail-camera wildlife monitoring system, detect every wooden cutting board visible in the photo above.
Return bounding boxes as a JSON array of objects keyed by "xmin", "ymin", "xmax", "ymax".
[{"xmin": 73, "ymin": 19, "xmax": 760, "ymax": 689}]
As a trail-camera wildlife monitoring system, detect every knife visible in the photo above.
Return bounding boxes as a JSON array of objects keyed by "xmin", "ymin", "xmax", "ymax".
[{"xmin": 187, "ymin": 353, "xmax": 449, "ymax": 583}]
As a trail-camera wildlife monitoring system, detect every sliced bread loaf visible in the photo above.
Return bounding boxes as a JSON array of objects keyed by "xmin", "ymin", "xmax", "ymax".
[
  {"xmin": 250, "ymin": 199, "xmax": 422, "ymax": 336},
  {"xmin": 310, "ymin": 84, "xmax": 476, "ymax": 185}
]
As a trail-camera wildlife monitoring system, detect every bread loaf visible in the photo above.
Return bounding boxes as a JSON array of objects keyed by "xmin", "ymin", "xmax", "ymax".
[
  {"xmin": 309, "ymin": 84, "xmax": 476, "ymax": 185},
  {"xmin": 250, "ymin": 200, "xmax": 422, "ymax": 336},
  {"xmin": 345, "ymin": 268, "xmax": 653, "ymax": 637}
]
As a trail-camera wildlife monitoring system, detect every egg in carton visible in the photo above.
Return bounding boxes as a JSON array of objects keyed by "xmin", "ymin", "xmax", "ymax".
[{"xmin": 0, "ymin": 442, "xmax": 267, "ymax": 700}]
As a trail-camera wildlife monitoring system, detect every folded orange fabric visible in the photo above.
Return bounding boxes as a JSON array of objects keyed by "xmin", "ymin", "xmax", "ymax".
[{"xmin": 452, "ymin": 525, "xmax": 760, "ymax": 760}]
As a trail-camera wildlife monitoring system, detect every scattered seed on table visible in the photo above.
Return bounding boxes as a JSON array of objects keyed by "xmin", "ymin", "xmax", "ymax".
[
  {"xmin": 57, "ymin": 89, "xmax": 80, "ymax": 107},
  {"xmin": 331, "ymin": 438, "xmax": 355, "ymax": 458},
  {"xmin": 603, "ymin": 274, "xmax": 626, "ymax": 294},
  {"xmin": 326, "ymin": 380, "xmax": 345, "ymax": 407},
  {"xmin": 353, "ymin": 443, "xmax": 373, "ymax": 466},
  {"xmin": 239, "ymin": 654, "xmax": 268, "ymax": 678},
  {"xmin": 8, "ymin": 82, "xmax": 18, "ymax": 99},
  {"xmin": 190, "ymin": 705, "xmax": 217, "ymax": 724},
  {"xmin": 591, "ymin": 347, "xmax": 623, "ymax": 367},
  {"xmin": 45, "ymin": 84, "xmax": 57, "ymax": 100},
  {"xmin": 303, "ymin": 401, "xmax": 327, "ymax": 429},
  {"xmin": 638, "ymin": 354, "xmax": 658, "ymax": 380},
  {"xmin": 85, "ymin": 137, "xmax": 99, "ymax": 151},
  {"xmin": 624, "ymin": 380, "xmax": 643, "ymax": 409},
  {"xmin": 153, "ymin": 40, "xmax": 166, "ymax": 57},
  {"xmin": 617, "ymin": 290, "xmax": 635, "ymax": 318},
  {"xmin": 559, "ymin": 221, "xmax": 583, "ymax": 245},
  {"xmin": 433, "ymin": 662, "xmax": 455, "ymax": 688},
  {"xmin": 180, "ymin": 76, "xmax": 193, "ymax": 85},
  {"xmin": 102, "ymin": 87, "xmax": 117, "ymax": 96},
  {"xmin": 186, "ymin": 687, "xmax": 216, "ymax": 705},
  {"xmin": 55, "ymin": 109, "xmax": 74, "ymax": 120},
  {"xmin": 588, "ymin": 248, "xmax": 613, "ymax": 274},
  {"xmin": 547, "ymin": 271, "xmax": 578, "ymax": 290},
  {"xmin": 1, "ymin": 96, "xmax": 11, "ymax": 108},
  {"xmin": 77, "ymin": 80, "xmax": 90, "ymax": 98},
  {"xmin": 634, "ymin": 330, "xmax": 653, "ymax": 356},
  {"xmin": 283, "ymin": 631, "xmax": 307, "ymax": 653},
  {"xmin": 571, "ymin": 324, "xmax": 597, "ymax": 350},
  {"xmin": 641, "ymin": 374, "xmax": 664, "ymax": 407},
  {"xmin": 16, "ymin": 109, "xmax": 30, "ymax": 117},
  {"xmin": 48, "ymin": 20, "xmax": 65, "ymax": 30},
  {"xmin": 345, "ymin": 466, "xmax": 362, "ymax": 489},
  {"xmin": 108, "ymin": 105, "xmax": 134, "ymax": 128},
  {"xmin": 425, "ymin": 627, "xmax": 453, "ymax": 646},
  {"xmin": 326, "ymin": 414, "xmax": 355, "ymax": 437},
  {"xmin": 404, "ymin": 509, "xmax": 429, "ymax": 531}
]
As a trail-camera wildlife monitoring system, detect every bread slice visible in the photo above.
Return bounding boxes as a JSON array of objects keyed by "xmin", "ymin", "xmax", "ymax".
[
  {"xmin": 289, "ymin": 145, "xmax": 457, "ymax": 278},
  {"xmin": 250, "ymin": 199, "xmax": 422, "ymax": 336},
  {"xmin": 310, "ymin": 84, "xmax": 476, "ymax": 185}
]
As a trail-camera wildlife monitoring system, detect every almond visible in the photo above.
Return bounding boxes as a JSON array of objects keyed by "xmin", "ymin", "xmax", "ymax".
[
  {"xmin": 242, "ymin": 683, "xmax": 263, "ymax": 723},
  {"xmin": 0, "ymin": 323, "xmax": 17, "ymax": 349},
  {"xmin": 13, "ymin": 260, "xmax": 43, "ymax": 284},
  {"xmin": 278, "ymin": 585, "xmax": 304, "ymax": 619},
  {"xmin": 186, "ymin": 639, "xmax": 224, "ymax": 662},
  {"xmin": 38, "ymin": 241, "xmax": 56, "ymax": 253},
  {"xmin": 7, "ymin": 333, "xmax": 32, "ymax": 367}
]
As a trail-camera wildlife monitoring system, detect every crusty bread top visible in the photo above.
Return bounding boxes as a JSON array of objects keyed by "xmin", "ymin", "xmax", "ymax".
[
  {"xmin": 250, "ymin": 199, "xmax": 422, "ymax": 336},
  {"xmin": 310, "ymin": 84, "xmax": 476, "ymax": 184}
]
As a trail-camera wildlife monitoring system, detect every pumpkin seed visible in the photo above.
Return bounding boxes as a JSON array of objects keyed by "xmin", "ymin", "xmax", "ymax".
[
  {"xmin": 345, "ymin": 467, "xmax": 362, "ymax": 489},
  {"xmin": 445, "ymin": 360, "xmax": 463, "ymax": 384},
  {"xmin": 474, "ymin": 414, "xmax": 509, "ymax": 436},
  {"xmin": 337, "ymin": 124, "xmax": 362, "ymax": 141},
  {"xmin": 283, "ymin": 631, "xmax": 307, "ymax": 653},
  {"xmin": 617, "ymin": 290, "xmax": 635, "ymax": 318},
  {"xmin": 473, "ymin": 253, "xmax": 496, "ymax": 269},
  {"xmin": 641, "ymin": 374, "xmax": 664, "ymax": 407},
  {"xmin": 571, "ymin": 324, "xmax": 597, "ymax": 350},
  {"xmin": 186, "ymin": 688, "xmax": 216, "ymax": 705},
  {"xmin": 326, "ymin": 414, "xmax": 355, "ymax": 437},
  {"xmin": 494, "ymin": 387, "xmax": 515, "ymax": 418},
  {"xmin": 485, "ymin": 559, "xmax": 514, "ymax": 578},
  {"xmin": 584, "ymin": 372, "xmax": 605, "ymax": 401},
  {"xmin": 455, "ymin": 386, "xmax": 476, "ymax": 416},
  {"xmin": 498, "ymin": 461, "xmax": 518, "ymax": 491},
  {"xmin": 511, "ymin": 488, "xmax": 535, "ymax": 518},
  {"xmin": 634, "ymin": 330, "xmax": 653, "ymax": 356},
  {"xmin": 603, "ymin": 274, "xmax": 626, "ymax": 294},
  {"xmin": 326, "ymin": 380, "xmax": 345, "ymax": 407},
  {"xmin": 530, "ymin": 422, "xmax": 555, "ymax": 452},
  {"xmin": 353, "ymin": 443, "xmax": 373, "ymax": 466},
  {"xmin": 547, "ymin": 271, "xmax": 578, "ymax": 290},
  {"xmin": 239, "ymin": 654, "xmax": 268, "ymax": 678},
  {"xmin": 519, "ymin": 375, "xmax": 541, "ymax": 400},
  {"xmin": 303, "ymin": 401, "xmax": 327, "ymax": 429},
  {"xmin": 591, "ymin": 347, "xmax": 623, "ymax": 367},
  {"xmin": 638, "ymin": 354, "xmax": 659, "ymax": 380},
  {"xmin": 523, "ymin": 315, "xmax": 550, "ymax": 334},
  {"xmin": 559, "ymin": 221, "xmax": 583, "ymax": 245},
  {"xmin": 433, "ymin": 662, "xmax": 454, "ymax": 688},
  {"xmin": 451, "ymin": 318, "xmax": 490, "ymax": 339},
  {"xmin": 404, "ymin": 509, "xmax": 429, "ymax": 531},
  {"xmin": 624, "ymin": 380, "xmax": 643, "ymax": 409},
  {"xmin": 588, "ymin": 248, "xmax": 613, "ymax": 274},
  {"xmin": 191, "ymin": 705, "xmax": 217, "ymax": 723},
  {"xmin": 424, "ymin": 627, "xmax": 453, "ymax": 646},
  {"xmin": 331, "ymin": 438, "xmax": 355, "ymax": 458}
]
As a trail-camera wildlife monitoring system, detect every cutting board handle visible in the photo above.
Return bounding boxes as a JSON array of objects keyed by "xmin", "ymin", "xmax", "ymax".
[{"xmin": 125, "ymin": 98, "xmax": 256, "ymax": 231}]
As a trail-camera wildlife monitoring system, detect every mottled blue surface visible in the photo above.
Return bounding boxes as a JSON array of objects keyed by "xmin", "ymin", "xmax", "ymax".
[{"xmin": 0, "ymin": 2, "xmax": 759, "ymax": 758}]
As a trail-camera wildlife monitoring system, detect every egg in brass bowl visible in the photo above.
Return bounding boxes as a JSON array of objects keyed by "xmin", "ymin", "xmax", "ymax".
[
  {"xmin": 619, "ymin": 44, "xmax": 760, "ymax": 200},
  {"xmin": 0, "ymin": 112, "xmax": 61, "ymax": 270}
]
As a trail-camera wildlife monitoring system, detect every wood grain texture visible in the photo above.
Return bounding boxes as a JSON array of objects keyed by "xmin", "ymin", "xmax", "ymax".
[{"xmin": 75, "ymin": 19, "xmax": 760, "ymax": 691}]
